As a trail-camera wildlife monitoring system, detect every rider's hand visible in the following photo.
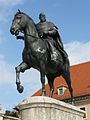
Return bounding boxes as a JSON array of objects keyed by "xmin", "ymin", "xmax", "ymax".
[
  {"xmin": 43, "ymin": 31, "xmax": 49, "ymax": 35},
  {"xmin": 43, "ymin": 31, "xmax": 49, "ymax": 38}
]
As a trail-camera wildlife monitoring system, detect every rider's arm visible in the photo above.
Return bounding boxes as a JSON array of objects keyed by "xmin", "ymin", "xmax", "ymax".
[
  {"xmin": 48, "ymin": 22, "xmax": 58, "ymax": 36},
  {"xmin": 48, "ymin": 27, "xmax": 58, "ymax": 36}
]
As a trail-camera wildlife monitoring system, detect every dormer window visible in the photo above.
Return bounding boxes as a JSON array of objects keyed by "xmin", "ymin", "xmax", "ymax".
[{"xmin": 57, "ymin": 87, "xmax": 66, "ymax": 96}]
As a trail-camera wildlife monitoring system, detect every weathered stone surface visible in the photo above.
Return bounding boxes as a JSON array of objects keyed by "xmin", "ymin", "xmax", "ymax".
[
  {"xmin": 18, "ymin": 96, "xmax": 85, "ymax": 120},
  {"xmin": 0, "ymin": 113, "xmax": 19, "ymax": 120}
]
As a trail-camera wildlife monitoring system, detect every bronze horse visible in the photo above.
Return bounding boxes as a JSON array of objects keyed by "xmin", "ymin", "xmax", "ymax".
[{"xmin": 10, "ymin": 10, "xmax": 73, "ymax": 102}]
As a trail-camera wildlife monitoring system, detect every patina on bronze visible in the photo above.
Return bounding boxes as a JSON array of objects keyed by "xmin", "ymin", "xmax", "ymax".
[{"xmin": 10, "ymin": 10, "xmax": 73, "ymax": 102}]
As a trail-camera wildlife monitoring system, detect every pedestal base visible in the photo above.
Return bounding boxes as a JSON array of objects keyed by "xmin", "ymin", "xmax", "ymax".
[{"xmin": 18, "ymin": 96, "xmax": 85, "ymax": 120}]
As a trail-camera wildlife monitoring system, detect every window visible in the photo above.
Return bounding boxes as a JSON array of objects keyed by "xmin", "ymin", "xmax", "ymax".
[{"xmin": 57, "ymin": 87, "xmax": 66, "ymax": 96}]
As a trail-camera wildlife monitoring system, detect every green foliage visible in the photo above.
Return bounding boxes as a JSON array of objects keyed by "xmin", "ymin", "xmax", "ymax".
[{"xmin": 5, "ymin": 110, "xmax": 19, "ymax": 118}]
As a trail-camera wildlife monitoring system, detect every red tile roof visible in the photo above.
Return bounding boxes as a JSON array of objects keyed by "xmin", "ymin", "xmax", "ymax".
[{"xmin": 32, "ymin": 61, "xmax": 90, "ymax": 100}]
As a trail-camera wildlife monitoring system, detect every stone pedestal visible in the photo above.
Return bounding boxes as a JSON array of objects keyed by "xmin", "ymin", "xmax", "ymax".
[
  {"xmin": 18, "ymin": 96, "xmax": 85, "ymax": 120},
  {"xmin": 0, "ymin": 113, "xmax": 3, "ymax": 120}
]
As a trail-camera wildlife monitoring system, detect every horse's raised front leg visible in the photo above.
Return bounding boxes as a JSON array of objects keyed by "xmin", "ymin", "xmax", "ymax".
[{"xmin": 15, "ymin": 62, "xmax": 30, "ymax": 93}]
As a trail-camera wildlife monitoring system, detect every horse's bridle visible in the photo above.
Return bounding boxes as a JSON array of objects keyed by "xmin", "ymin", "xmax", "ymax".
[
  {"xmin": 16, "ymin": 13, "xmax": 41, "ymax": 40},
  {"xmin": 21, "ymin": 31, "xmax": 40, "ymax": 39}
]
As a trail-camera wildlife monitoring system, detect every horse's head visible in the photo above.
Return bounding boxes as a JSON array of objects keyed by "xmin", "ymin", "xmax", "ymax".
[{"xmin": 10, "ymin": 10, "xmax": 27, "ymax": 36}]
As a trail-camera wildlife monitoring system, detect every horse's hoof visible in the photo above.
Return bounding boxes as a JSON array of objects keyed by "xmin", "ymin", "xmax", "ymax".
[
  {"xmin": 42, "ymin": 90, "xmax": 46, "ymax": 96},
  {"xmin": 49, "ymin": 94, "xmax": 53, "ymax": 98},
  {"xmin": 17, "ymin": 85, "xmax": 24, "ymax": 93},
  {"xmin": 49, "ymin": 90, "xmax": 54, "ymax": 97},
  {"xmin": 71, "ymin": 98, "xmax": 75, "ymax": 105}
]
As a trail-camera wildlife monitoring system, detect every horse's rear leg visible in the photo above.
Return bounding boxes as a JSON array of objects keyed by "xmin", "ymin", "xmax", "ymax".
[
  {"xmin": 40, "ymin": 61, "xmax": 46, "ymax": 96},
  {"xmin": 15, "ymin": 62, "xmax": 29, "ymax": 93},
  {"xmin": 46, "ymin": 74, "xmax": 55, "ymax": 97},
  {"xmin": 62, "ymin": 71, "xmax": 74, "ymax": 104}
]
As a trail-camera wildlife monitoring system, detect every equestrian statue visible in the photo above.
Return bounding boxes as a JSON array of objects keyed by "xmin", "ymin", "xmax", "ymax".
[{"xmin": 10, "ymin": 10, "xmax": 73, "ymax": 103}]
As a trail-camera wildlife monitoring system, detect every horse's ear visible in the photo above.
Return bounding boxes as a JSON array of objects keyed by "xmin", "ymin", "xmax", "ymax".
[{"xmin": 18, "ymin": 9, "xmax": 21, "ymax": 13}]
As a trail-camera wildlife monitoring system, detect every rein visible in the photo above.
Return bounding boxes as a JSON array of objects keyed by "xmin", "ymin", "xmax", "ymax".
[{"xmin": 21, "ymin": 31, "xmax": 40, "ymax": 39}]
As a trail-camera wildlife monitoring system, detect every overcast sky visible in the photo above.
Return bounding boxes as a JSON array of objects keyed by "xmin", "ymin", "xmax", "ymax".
[{"xmin": 0, "ymin": 0, "xmax": 89, "ymax": 112}]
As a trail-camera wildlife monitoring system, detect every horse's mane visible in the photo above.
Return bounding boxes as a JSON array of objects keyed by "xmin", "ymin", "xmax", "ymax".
[
  {"xmin": 23, "ymin": 12, "xmax": 35, "ymax": 23},
  {"xmin": 15, "ymin": 11, "xmax": 36, "ymax": 27},
  {"xmin": 15, "ymin": 11, "xmax": 38, "ymax": 36}
]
